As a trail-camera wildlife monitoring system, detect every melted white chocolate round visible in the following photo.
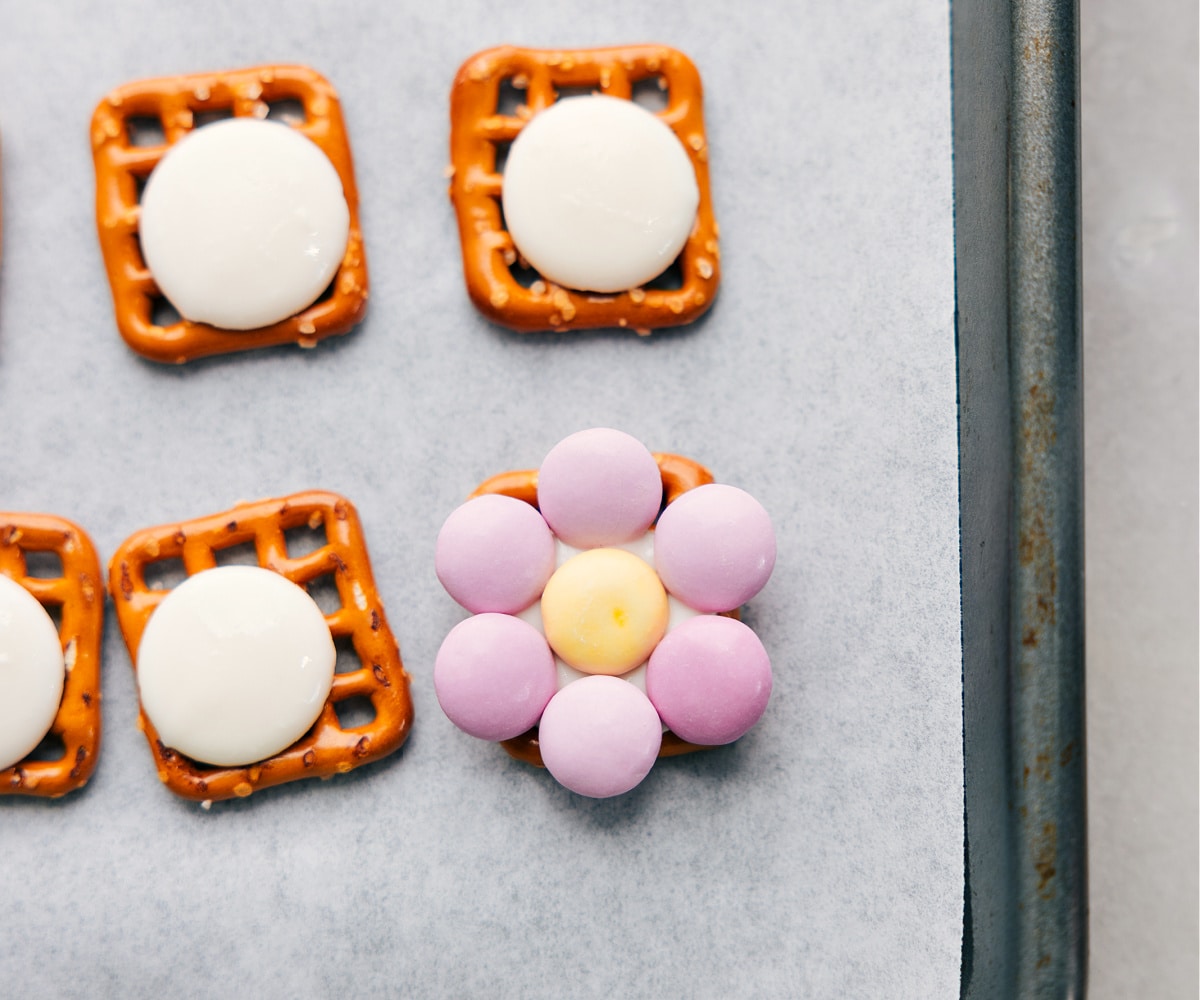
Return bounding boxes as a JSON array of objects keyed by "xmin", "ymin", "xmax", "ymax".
[
  {"xmin": 0, "ymin": 575, "xmax": 65, "ymax": 771},
  {"xmin": 137, "ymin": 566, "xmax": 335, "ymax": 767},
  {"xmin": 501, "ymin": 96, "xmax": 699, "ymax": 293},
  {"xmin": 139, "ymin": 118, "xmax": 350, "ymax": 330}
]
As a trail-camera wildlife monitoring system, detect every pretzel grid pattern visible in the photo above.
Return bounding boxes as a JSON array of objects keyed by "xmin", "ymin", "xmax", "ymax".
[
  {"xmin": 467, "ymin": 452, "xmax": 721, "ymax": 767},
  {"xmin": 449, "ymin": 45, "xmax": 720, "ymax": 334},
  {"xmin": 108, "ymin": 492, "xmax": 411, "ymax": 801},
  {"xmin": 91, "ymin": 65, "xmax": 367, "ymax": 364},
  {"xmin": 0, "ymin": 514, "xmax": 104, "ymax": 798}
]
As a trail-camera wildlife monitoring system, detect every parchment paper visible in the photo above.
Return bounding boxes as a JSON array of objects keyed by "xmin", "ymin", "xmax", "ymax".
[{"xmin": 0, "ymin": 2, "xmax": 963, "ymax": 996}]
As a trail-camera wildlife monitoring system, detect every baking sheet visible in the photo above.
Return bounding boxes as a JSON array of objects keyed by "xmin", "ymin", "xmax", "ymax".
[
  {"xmin": 0, "ymin": 2, "xmax": 963, "ymax": 996},
  {"xmin": 955, "ymin": 0, "xmax": 1088, "ymax": 994}
]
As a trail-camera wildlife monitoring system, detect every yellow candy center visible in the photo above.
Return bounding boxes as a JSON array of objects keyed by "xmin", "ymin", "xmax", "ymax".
[{"xmin": 540, "ymin": 548, "xmax": 669, "ymax": 675}]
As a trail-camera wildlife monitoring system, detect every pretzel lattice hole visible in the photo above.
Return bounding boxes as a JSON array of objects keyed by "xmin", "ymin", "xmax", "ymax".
[
  {"xmin": 43, "ymin": 601, "xmax": 64, "ymax": 635},
  {"xmin": 333, "ymin": 634, "xmax": 360, "ymax": 675},
  {"xmin": 126, "ymin": 115, "xmax": 165, "ymax": 148},
  {"xmin": 151, "ymin": 297, "xmax": 182, "ymax": 330},
  {"xmin": 265, "ymin": 98, "xmax": 307, "ymax": 126},
  {"xmin": 306, "ymin": 574, "xmax": 342, "ymax": 616},
  {"xmin": 194, "ymin": 107, "xmax": 234, "ymax": 129},
  {"xmin": 284, "ymin": 521, "xmax": 328, "ymax": 560},
  {"xmin": 632, "ymin": 76, "xmax": 670, "ymax": 113},
  {"xmin": 143, "ymin": 557, "xmax": 188, "ymax": 592},
  {"xmin": 508, "ymin": 257, "xmax": 545, "ymax": 291},
  {"xmin": 492, "ymin": 139, "xmax": 511, "ymax": 177},
  {"xmin": 555, "ymin": 85, "xmax": 597, "ymax": 102},
  {"xmin": 23, "ymin": 550, "xmax": 63, "ymax": 579},
  {"xmin": 311, "ymin": 277, "xmax": 337, "ymax": 307},
  {"xmin": 495, "ymin": 77, "xmax": 526, "ymax": 117},
  {"xmin": 334, "ymin": 695, "xmax": 376, "ymax": 731},
  {"xmin": 213, "ymin": 541, "xmax": 260, "ymax": 569},
  {"xmin": 25, "ymin": 730, "xmax": 67, "ymax": 764},
  {"xmin": 643, "ymin": 256, "xmax": 685, "ymax": 292}
]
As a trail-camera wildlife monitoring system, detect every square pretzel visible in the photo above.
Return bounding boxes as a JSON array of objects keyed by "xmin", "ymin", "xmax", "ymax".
[
  {"xmin": 466, "ymin": 452, "xmax": 722, "ymax": 766},
  {"xmin": 108, "ymin": 491, "xmax": 411, "ymax": 801},
  {"xmin": 0, "ymin": 514, "xmax": 104, "ymax": 798},
  {"xmin": 91, "ymin": 65, "xmax": 368, "ymax": 364},
  {"xmin": 449, "ymin": 45, "xmax": 720, "ymax": 334}
]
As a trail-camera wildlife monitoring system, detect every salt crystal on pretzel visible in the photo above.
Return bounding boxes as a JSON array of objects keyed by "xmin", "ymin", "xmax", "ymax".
[
  {"xmin": 449, "ymin": 44, "xmax": 720, "ymax": 334},
  {"xmin": 0, "ymin": 514, "xmax": 104, "ymax": 798},
  {"xmin": 108, "ymin": 492, "xmax": 411, "ymax": 801},
  {"xmin": 91, "ymin": 65, "xmax": 367, "ymax": 363}
]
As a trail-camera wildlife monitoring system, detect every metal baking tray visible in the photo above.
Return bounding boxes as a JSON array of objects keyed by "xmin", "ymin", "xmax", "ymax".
[
  {"xmin": 953, "ymin": 0, "xmax": 1087, "ymax": 995},
  {"xmin": 0, "ymin": 2, "xmax": 1085, "ymax": 994}
]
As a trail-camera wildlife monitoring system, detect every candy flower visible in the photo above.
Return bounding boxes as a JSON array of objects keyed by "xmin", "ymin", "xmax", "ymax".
[{"xmin": 434, "ymin": 428, "xmax": 776, "ymax": 798}]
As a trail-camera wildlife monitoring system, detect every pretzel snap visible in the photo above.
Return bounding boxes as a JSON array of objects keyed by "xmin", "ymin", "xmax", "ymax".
[
  {"xmin": 467, "ymin": 452, "xmax": 721, "ymax": 767},
  {"xmin": 449, "ymin": 45, "xmax": 720, "ymax": 334},
  {"xmin": 91, "ymin": 65, "xmax": 367, "ymax": 364},
  {"xmin": 108, "ymin": 492, "xmax": 411, "ymax": 801},
  {"xmin": 0, "ymin": 514, "xmax": 104, "ymax": 798}
]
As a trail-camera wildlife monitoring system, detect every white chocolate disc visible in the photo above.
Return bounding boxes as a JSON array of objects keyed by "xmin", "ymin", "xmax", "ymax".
[
  {"xmin": 137, "ymin": 566, "xmax": 336, "ymax": 767},
  {"xmin": 139, "ymin": 118, "xmax": 350, "ymax": 330},
  {"xmin": 501, "ymin": 96, "xmax": 699, "ymax": 293},
  {"xmin": 0, "ymin": 575, "xmax": 65, "ymax": 771}
]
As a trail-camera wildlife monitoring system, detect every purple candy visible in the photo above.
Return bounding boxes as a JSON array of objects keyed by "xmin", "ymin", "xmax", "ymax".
[
  {"xmin": 434, "ymin": 613, "xmax": 557, "ymax": 741},
  {"xmin": 436, "ymin": 494, "xmax": 556, "ymax": 614},
  {"xmin": 653, "ymin": 483, "xmax": 776, "ymax": 612},
  {"xmin": 536, "ymin": 428, "xmax": 662, "ymax": 548},
  {"xmin": 646, "ymin": 615, "xmax": 772, "ymax": 746},
  {"xmin": 537, "ymin": 675, "xmax": 663, "ymax": 797}
]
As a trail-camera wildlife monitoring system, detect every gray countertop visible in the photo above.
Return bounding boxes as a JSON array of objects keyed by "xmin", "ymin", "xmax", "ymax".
[{"xmin": 1080, "ymin": 0, "xmax": 1199, "ymax": 997}]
